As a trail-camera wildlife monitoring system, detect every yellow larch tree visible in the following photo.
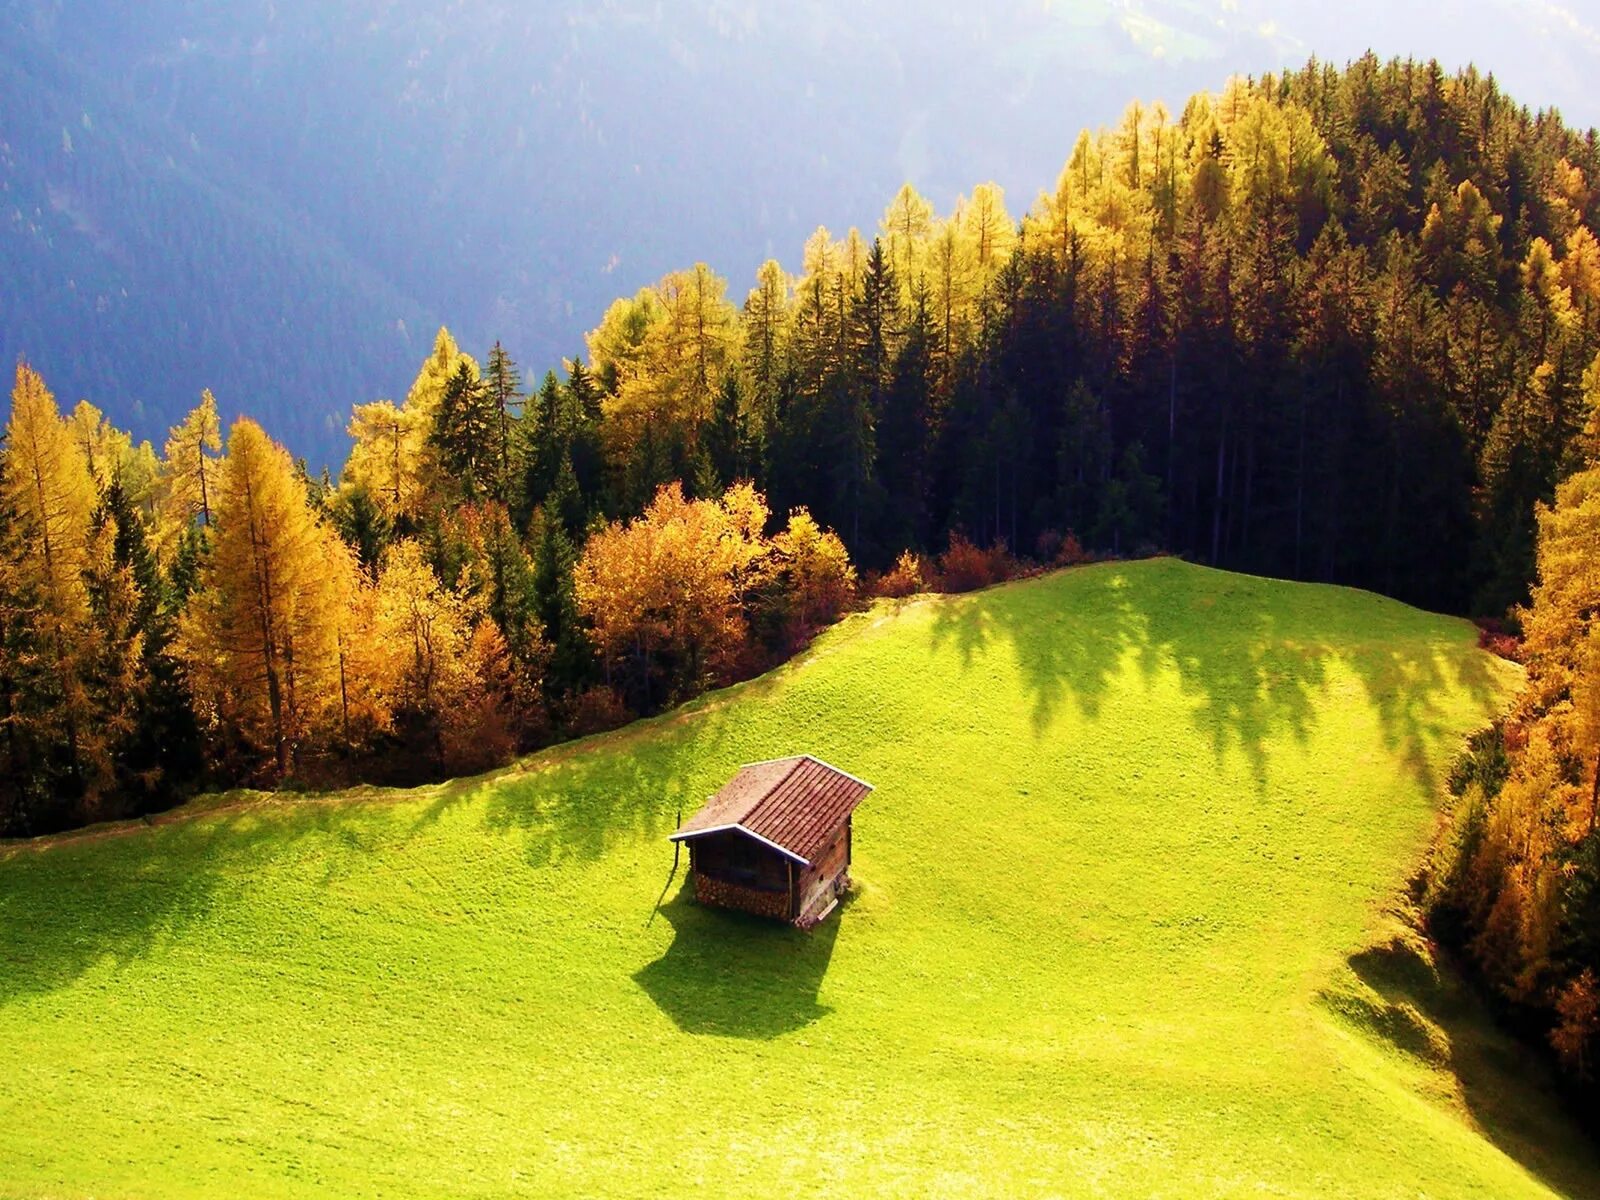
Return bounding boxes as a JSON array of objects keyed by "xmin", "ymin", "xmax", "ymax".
[
  {"xmin": 343, "ymin": 399, "xmax": 423, "ymax": 523},
  {"xmin": 179, "ymin": 418, "xmax": 349, "ymax": 776},
  {"xmin": 881, "ymin": 183, "xmax": 934, "ymax": 295},
  {"xmin": 340, "ymin": 328, "xmax": 479, "ymax": 526},
  {"xmin": 156, "ymin": 389, "xmax": 223, "ymax": 553},
  {"xmin": 373, "ymin": 539, "xmax": 515, "ymax": 771},
  {"xmin": 958, "ymin": 181, "xmax": 1017, "ymax": 287},
  {"xmin": 0, "ymin": 363, "xmax": 106, "ymax": 795},
  {"xmin": 591, "ymin": 265, "xmax": 740, "ymax": 470},
  {"xmin": 67, "ymin": 399, "xmax": 158, "ymax": 510}
]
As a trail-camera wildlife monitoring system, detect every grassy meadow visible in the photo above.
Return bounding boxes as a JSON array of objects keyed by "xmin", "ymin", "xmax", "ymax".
[{"xmin": 2, "ymin": 558, "xmax": 1596, "ymax": 1198}]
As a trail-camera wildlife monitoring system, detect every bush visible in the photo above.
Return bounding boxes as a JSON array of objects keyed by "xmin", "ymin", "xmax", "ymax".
[
  {"xmin": 1475, "ymin": 617, "xmax": 1525, "ymax": 662},
  {"xmin": 935, "ymin": 533, "xmax": 1016, "ymax": 593},
  {"xmin": 1055, "ymin": 531, "xmax": 1091, "ymax": 566},
  {"xmin": 875, "ymin": 550, "xmax": 929, "ymax": 599},
  {"xmin": 564, "ymin": 685, "xmax": 633, "ymax": 738}
]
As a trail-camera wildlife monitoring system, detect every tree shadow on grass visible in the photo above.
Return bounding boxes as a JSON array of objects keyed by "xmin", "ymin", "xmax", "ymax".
[
  {"xmin": 1334, "ymin": 934, "xmax": 1600, "ymax": 1198},
  {"xmin": 0, "ymin": 685, "xmax": 773, "ymax": 1011},
  {"xmin": 476, "ymin": 706, "xmax": 745, "ymax": 869},
  {"xmin": 929, "ymin": 559, "xmax": 1505, "ymax": 793},
  {"xmin": 0, "ymin": 800, "xmax": 335, "ymax": 1008},
  {"xmin": 633, "ymin": 884, "xmax": 842, "ymax": 1038}
]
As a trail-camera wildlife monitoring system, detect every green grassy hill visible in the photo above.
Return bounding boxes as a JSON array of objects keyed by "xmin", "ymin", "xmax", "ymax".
[{"xmin": 2, "ymin": 559, "xmax": 1595, "ymax": 1198}]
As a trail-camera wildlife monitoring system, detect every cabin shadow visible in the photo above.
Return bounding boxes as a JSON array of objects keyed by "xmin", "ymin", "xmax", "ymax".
[{"xmin": 634, "ymin": 884, "xmax": 842, "ymax": 1039}]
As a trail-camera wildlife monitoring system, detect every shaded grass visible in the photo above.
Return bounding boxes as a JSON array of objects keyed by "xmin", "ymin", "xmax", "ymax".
[{"xmin": 1, "ymin": 559, "xmax": 1594, "ymax": 1198}]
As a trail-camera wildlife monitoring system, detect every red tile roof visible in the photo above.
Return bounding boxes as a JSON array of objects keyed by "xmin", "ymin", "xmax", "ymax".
[{"xmin": 670, "ymin": 756, "xmax": 872, "ymax": 865}]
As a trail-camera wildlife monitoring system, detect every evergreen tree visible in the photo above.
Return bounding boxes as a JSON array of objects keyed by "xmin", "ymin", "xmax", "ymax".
[
  {"xmin": 483, "ymin": 341, "xmax": 524, "ymax": 498},
  {"xmin": 530, "ymin": 507, "xmax": 591, "ymax": 701},
  {"xmin": 430, "ymin": 361, "xmax": 499, "ymax": 501}
]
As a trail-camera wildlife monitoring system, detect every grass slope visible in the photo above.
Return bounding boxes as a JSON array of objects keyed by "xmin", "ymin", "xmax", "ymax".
[{"xmin": 2, "ymin": 560, "xmax": 1595, "ymax": 1198}]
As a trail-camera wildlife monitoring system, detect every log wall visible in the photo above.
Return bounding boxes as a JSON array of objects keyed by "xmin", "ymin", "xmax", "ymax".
[{"xmin": 694, "ymin": 873, "xmax": 792, "ymax": 921}]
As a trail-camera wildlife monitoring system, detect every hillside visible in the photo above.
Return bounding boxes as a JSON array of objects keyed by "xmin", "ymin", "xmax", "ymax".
[
  {"xmin": 0, "ymin": 14, "xmax": 436, "ymax": 460},
  {"xmin": 1, "ymin": 559, "xmax": 1594, "ymax": 1198}
]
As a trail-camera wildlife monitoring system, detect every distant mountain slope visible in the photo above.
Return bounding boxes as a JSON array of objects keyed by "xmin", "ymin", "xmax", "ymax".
[
  {"xmin": 2, "ymin": 561, "xmax": 1593, "ymax": 1197},
  {"xmin": 0, "ymin": 15, "xmax": 435, "ymax": 460},
  {"xmin": 4, "ymin": 2, "xmax": 1598, "ymax": 465}
]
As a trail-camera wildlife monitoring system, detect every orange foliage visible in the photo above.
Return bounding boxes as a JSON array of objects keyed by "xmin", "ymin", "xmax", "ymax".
[
  {"xmin": 875, "ymin": 550, "xmax": 929, "ymax": 599},
  {"xmin": 935, "ymin": 532, "xmax": 1017, "ymax": 593},
  {"xmin": 574, "ymin": 482, "xmax": 771, "ymax": 701},
  {"xmin": 1553, "ymin": 971, "xmax": 1600, "ymax": 1079}
]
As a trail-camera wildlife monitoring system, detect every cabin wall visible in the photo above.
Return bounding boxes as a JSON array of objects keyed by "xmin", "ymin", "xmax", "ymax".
[
  {"xmin": 690, "ymin": 832, "xmax": 790, "ymax": 890},
  {"xmin": 690, "ymin": 831, "xmax": 794, "ymax": 920},
  {"xmin": 793, "ymin": 819, "xmax": 851, "ymax": 923}
]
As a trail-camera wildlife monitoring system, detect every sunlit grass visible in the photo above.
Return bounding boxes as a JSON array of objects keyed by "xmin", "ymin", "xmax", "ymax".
[{"xmin": 2, "ymin": 559, "xmax": 1593, "ymax": 1198}]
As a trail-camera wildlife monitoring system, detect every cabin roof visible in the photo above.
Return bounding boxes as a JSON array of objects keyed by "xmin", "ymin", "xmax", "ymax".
[{"xmin": 669, "ymin": 755, "xmax": 872, "ymax": 866}]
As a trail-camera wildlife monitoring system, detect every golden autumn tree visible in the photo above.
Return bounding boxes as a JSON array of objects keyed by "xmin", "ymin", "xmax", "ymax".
[
  {"xmin": 343, "ymin": 399, "xmax": 423, "ymax": 523},
  {"xmin": 575, "ymin": 481, "xmax": 770, "ymax": 707},
  {"xmin": 343, "ymin": 328, "xmax": 477, "ymax": 524},
  {"xmin": 880, "ymin": 182, "xmax": 935, "ymax": 294},
  {"xmin": 179, "ymin": 418, "xmax": 350, "ymax": 776},
  {"xmin": 68, "ymin": 399, "xmax": 158, "ymax": 509},
  {"xmin": 957, "ymin": 182, "xmax": 1017, "ymax": 287},
  {"xmin": 155, "ymin": 388, "xmax": 223, "ymax": 562},
  {"xmin": 1439, "ymin": 462, "xmax": 1600, "ymax": 1071},
  {"xmin": 0, "ymin": 363, "xmax": 107, "ymax": 806},
  {"xmin": 330, "ymin": 570, "xmax": 397, "ymax": 752},
  {"xmin": 373, "ymin": 539, "xmax": 516, "ymax": 772},
  {"xmin": 588, "ymin": 265, "xmax": 740, "ymax": 471},
  {"xmin": 769, "ymin": 507, "xmax": 857, "ymax": 632},
  {"xmin": 1520, "ymin": 466, "xmax": 1600, "ymax": 708}
]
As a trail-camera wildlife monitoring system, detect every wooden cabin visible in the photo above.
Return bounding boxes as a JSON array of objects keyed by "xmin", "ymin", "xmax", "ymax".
[{"xmin": 670, "ymin": 755, "xmax": 872, "ymax": 928}]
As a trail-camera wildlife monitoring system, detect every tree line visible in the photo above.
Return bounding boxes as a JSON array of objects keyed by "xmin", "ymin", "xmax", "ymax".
[
  {"xmin": 0, "ymin": 358, "xmax": 863, "ymax": 834},
  {"xmin": 1430, "ymin": 445, "xmax": 1600, "ymax": 1108},
  {"xmin": 486, "ymin": 52, "xmax": 1600, "ymax": 621}
]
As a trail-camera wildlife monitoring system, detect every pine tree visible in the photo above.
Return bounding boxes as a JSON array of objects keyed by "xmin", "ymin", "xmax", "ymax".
[
  {"xmin": 705, "ymin": 375, "xmax": 746, "ymax": 488},
  {"xmin": 86, "ymin": 477, "xmax": 201, "ymax": 810},
  {"xmin": 328, "ymin": 482, "xmax": 393, "ymax": 577},
  {"xmin": 430, "ymin": 361, "xmax": 499, "ymax": 501},
  {"xmin": 483, "ymin": 341, "xmax": 524, "ymax": 498},
  {"xmin": 530, "ymin": 507, "xmax": 590, "ymax": 700}
]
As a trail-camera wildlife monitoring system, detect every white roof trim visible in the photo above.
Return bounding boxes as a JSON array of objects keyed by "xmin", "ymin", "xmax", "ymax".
[
  {"xmin": 668, "ymin": 822, "xmax": 811, "ymax": 867},
  {"xmin": 739, "ymin": 753, "xmax": 875, "ymax": 792},
  {"xmin": 801, "ymin": 754, "xmax": 875, "ymax": 792}
]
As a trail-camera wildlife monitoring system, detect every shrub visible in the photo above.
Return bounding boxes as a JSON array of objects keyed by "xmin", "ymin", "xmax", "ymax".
[
  {"xmin": 1475, "ymin": 617, "xmax": 1525, "ymax": 663},
  {"xmin": 876, "ymin": 550, "xmax": 929, "ymax": 599},
  {"xmin": 935, "ymin": 533, "xmax": 1016, "ymax": 593},
  {"xmin": 1055, "ymin": 531, "xmax": 1091, "ymax": 566},
  {"xmin": 564, "ymin": 685, "xmax": 633, "ymax": 738}
]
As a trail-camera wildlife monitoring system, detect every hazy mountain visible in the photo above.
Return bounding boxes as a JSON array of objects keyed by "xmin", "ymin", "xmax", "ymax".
[{"xmin": 4, "ymin": 1, "xmax": 1598, "ymax": 465}]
